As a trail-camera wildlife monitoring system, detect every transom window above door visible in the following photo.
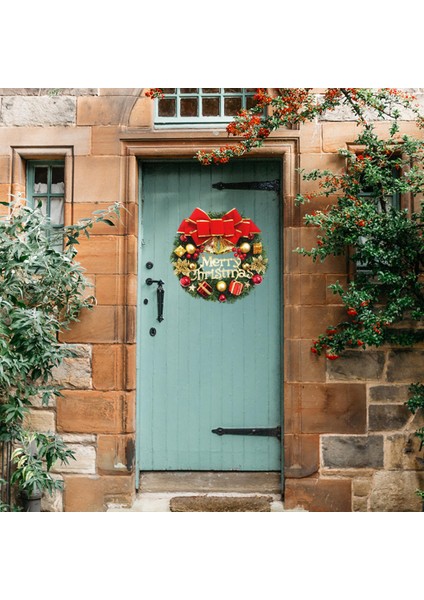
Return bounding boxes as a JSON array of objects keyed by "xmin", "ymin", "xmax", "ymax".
[{"xmin": 155, "ymin": 88, "xmax": 259, "ymax": 126}]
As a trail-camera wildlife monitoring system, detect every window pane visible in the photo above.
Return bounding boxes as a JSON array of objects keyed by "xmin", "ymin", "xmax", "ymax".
[
  {"xmin": 50, "ymin": 197, "xmax": 64, "ymax": 225},
  {"xmin": 246, "ymin": 96, "xmax": 257, "ymax": 110},
  {"xmin": 51, "ymin": 166, "xmax": 65, "ymax": 194},
  {"xmin": 34, "ymin": 197, "xmax": 48, "ymax": 216},
  {"xmin": 246, "ymin": 88, "xmax": 257, "ymax": 92},
  {"xmin": 224, "ymin": 88, "xmax": 242, "ymax": 93},
  {"xmin": 180, "ymin": 97, "xmax": 198, "ymax": 117},
  {"xmin": 34, "ymin": 167, "xmax": 48, "ymax": 194},
  {"xmin": 180, "ymin": 88, "xmax": 198, "ymax": 94},
  {"xmin": 162, "ymin": 88, "xmax": 176, "ymax": 94},
  {"xmin": 202, "ymin": 97, "xmax": 220, "ymax": 117},
  {"xmin": 202, "ymin": 88, "xmax": 220, "ymax": 93},
  {"xmin": 224, "ymin": 97, "xmax": 242, "ymax": 115},
  {"xmin": 158, "ymin": 98, "xmax": 176, "ymax": 117}
]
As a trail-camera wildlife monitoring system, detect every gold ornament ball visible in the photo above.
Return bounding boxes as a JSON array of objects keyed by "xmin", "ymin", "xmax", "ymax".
[
  {"xmin": 239, "ymin": 242, "xmax": 251, "ymax": 254},
  {"xmin": 189, "ymin": 262, "xmax": 197, "ymax": 270},
  {"xmin": 216, "ymin": 280, "xmax": 227, "ymax": 292},
  {"xmin": 185, "ymin": 243, "xmax": 196, "ymax": 255}
]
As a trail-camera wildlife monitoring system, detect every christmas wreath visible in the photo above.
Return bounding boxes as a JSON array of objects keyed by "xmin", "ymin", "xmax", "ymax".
[{"xmin": 171, "ymin": 207, "xmax": 268, "ymax": 303}]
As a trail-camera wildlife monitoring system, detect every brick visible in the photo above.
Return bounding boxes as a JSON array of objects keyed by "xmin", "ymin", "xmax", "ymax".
[
  {"xmin": 386, "ymin": 349, "xmax": 424, "ymax": 382},
  {"xmin": 369, "ymin": 471, "xmax": 424, "ymax": 512},
  {"xmin": 284, "ymin": 476, "xmax": 352, "ymax": 512},
  {"xmin": 91, "ymin": 126, "xmax": 122, "ymax": 155},
  {"xmin": 285, "ymin": 339, "xmax": 326, "ymax": 383},
  {"xmin": 284, "ymin": 434, "xmax": 319, "ymax": 478},
  {"xmin": 92, "ymin": 344, "xmax": 123, "ymax": 390},
  {"xmin": 128, "ymin": 97, "xmax": 153, "ymax": 127},
  {"xmin": 327, "ymin": 350, "xmax": 386, "ymax": 381},
  {"xmin": 97, "ymin": 434, "xmax": 135, "ymax": 474},
  {"xmin": 59, "ymin": 306, "xmax": 122, "ymax": 343},
  {"xmin": 24, "ymin": 409, "xmax": 56, "ymax": 433},
  {"xmin": 77, "ymin": 96, "xmax": 135, "ymax": 126},
  {"xmin": 57, "ymin": 390, "xmax": 129, "ymax": 434},
  {"xmin": 73, "ymin": 156, "xmax": 121, "ymax": 203},
  {"xmin": 299, "ymin": 383, "xmax": 366, "ymax": 434},
  {"xmin": 322, "ymin": 435, "xmax": 384, "ymax": 469},
  {"xmin": 369, "ymin": 404, "xmax": 411, "ymax": 431},
  {"xmin": 75, "ymin": 235, "xmax": 124, "ymax": 274}
]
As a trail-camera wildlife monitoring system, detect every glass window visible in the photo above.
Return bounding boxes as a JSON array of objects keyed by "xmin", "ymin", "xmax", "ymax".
[
  {"xmin": 155, "ymin": 88, "xmax": 259, "ymax": 126},
  {"xmin": 27, "ymin": 160, "xmax": 65, "ymax": 251}
]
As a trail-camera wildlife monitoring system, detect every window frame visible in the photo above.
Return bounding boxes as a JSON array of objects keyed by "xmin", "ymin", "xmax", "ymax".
[{"xmin": 154, "ymin": 88, "xmax": 258, "ymax": 127}]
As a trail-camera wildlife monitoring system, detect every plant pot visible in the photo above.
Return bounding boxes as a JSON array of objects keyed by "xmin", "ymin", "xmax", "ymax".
[{"xmin": 23, "ymin": 489, "xmax": 42, "ymax": 512}]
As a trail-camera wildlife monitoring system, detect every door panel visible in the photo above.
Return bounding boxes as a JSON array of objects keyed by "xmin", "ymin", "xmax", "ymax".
[{"xmin": 138, "ymin": 160, "xmax": 282, "ymax": 471}]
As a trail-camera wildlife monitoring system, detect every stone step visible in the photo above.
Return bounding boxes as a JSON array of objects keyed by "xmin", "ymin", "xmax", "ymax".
[{"xmin": 140, "ymin": 471, "xmax": 281, "ymax": 494}]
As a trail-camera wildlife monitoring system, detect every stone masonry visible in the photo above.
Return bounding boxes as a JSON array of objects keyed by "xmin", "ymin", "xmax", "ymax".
[{"xmin": 0, "ymin": 88, "xmax": 423, "ymax": 511}]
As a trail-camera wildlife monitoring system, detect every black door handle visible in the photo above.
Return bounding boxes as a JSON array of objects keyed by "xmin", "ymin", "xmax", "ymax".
[{"xmin": 146, "ymin": 278, "xmax": 165, "ymax": 323}]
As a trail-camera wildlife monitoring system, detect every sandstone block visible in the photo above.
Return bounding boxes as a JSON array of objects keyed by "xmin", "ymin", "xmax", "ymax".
[
  {"xmin": 0, "ymin": 96, "xmax": 76, "ymax": 127},
  {"xmin": 322, "ymin": 435, "xmax": 384, "ymax": 468},
  {"xmin": 57, "ymin": 390, "xmax": 129, "ymax": 434},
  {"xmin": 24, "ymin": 409, "xmax": 56, "ymax": 433},
  {"xmin": 385, "ymin": 434, "xmax": 424, "ymax": 470},
  {"xmin": 386, "ymin": 349, "xmax": 424, "ymax": 382},
  {"xmin": 75, "ymin": 235, "xmax": 124, "ymax": 274},
  {"xmin": 77, "ymin": 96, "xmax": 135, "ymax": 126},
  {"xmin": 368, "ymin": 384, "xmax": 410, "ymax": 403},
  {"xmin": 369, "ymin": 404, "xmax": 411, "ymax": 431},
  {"xmin": 369, "ymin": 471, "xmax": 424, "ymax": 511},
  {"xmin": 59, "ymin": 306, "xmax": 123, "ymax": 344},
  {"xmin": 63, "ymin": 475, "xmax": 104, "ymax": 512},
  {"xmin": 284, "ymin": 434, "xmax": 319, "ymax": 478},
  {"xmin": 352, "ymin": 497, "xmax": 368, "ymax": 512},
  {"xmin": 285, "ymin": 339, "xmax": 326, "ymax": 383},
  {"xmin": 284, "ymin": 476, "xmax": 352, "ymax": 511},
  {"xmin": 97, "ymin": 434, "xmax": 135, "ymax": 474},
  {"xmin": 298, "ymin": 383, "xmax": 366, "ymax": 434},
  {"xmin": 52, "ymin": 443, "xmax": 96, "ymax": 474},
  {"xmin": 92, "ymin": 344, "xmax": 123, "ymax": 390},
  {"xmin": 128, "ymin": 97, "xmax": 153, "ymax": 127},
  {"xmin": 41, "ymin": 475, "xmax": 63, "ymax": 512},
  {"xmin": 353, "ymin": 477, "xmax": 372, "ymax": 497},
  {"xmin": 327, "ymin": 350, "xmax": 385, "ymax": 381},
  {"xmin": 50, "ymin": 356, "xmax": 92, "ymax": 389},
  {"xmin": 73, "ymin": 156, "xmax": 121, "ymax": 203},
  {"xmin": 0, "ymin": 88, "xmax": 97, "ymax": 96}
]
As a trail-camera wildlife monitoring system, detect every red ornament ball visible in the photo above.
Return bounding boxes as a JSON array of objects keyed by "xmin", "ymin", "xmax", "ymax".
[
  {"xmin": 252, "ymin": 274, "xmax": 263, "ymax": 285},
  {"xmin": 180, "ymin": 276, "xmax": 191, "ymax": 287},
  {"xmin": 218, "ymin": 294, "xmax": 227, "ymax": 303}
]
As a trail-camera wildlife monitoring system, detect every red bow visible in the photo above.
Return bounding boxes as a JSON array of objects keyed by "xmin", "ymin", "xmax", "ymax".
[{"xmin": 177, "ymin": 207, "xmax": 261, "ymax": 246}]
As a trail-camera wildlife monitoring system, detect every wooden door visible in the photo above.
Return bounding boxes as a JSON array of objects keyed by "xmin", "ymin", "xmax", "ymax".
[{"xmin": 138, "ymin": 159, "xmax": 282, "ymax": 471}]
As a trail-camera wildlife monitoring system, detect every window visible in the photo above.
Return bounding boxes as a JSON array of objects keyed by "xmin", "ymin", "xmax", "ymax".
[
  {"xmin": 26, "ymin": 160, "xmax": 65, "ymax": 251},
  {"xmin": 155, "ymin": 88, "xmax": 259, "ymax": 126}
]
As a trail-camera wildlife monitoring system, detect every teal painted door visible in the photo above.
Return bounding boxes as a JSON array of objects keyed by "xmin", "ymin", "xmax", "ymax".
[{"xmin": 138, "ymin": 160, "xmax": 282, "ymax": 471}]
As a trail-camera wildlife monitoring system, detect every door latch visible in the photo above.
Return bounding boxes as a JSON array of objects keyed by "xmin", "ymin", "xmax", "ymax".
[{"xmin": 146, "ymin": 278, "xmax": 165, "ymax": 322}]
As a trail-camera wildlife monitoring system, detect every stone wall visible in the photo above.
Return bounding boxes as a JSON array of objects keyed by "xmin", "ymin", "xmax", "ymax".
[{"xmin": 0, "ymin": 88, "xmax": 422, "ymax": 511}]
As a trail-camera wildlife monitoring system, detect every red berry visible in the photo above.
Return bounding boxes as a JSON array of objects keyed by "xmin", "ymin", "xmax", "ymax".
[
  {"xmin": 326, "ymin": 354, "xmax": 339, "ymax": 360},
  {"xmin": 218, "ymin": 294, "xmax": 226, "ymax": 303},
  {"xmin": 357, "ymin": 340, "xmax": 364, "ymax": 346},
  {"xmin": 311, "ymin": 347, "xmax": 318, "ymax": 354},
  {"xmin": 193, "ymin": 253, "xmax": 199, "ymax": 259},
  {"xmin": 347, "ymin": 308, "xmax": 357, "ymax": 316}
]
